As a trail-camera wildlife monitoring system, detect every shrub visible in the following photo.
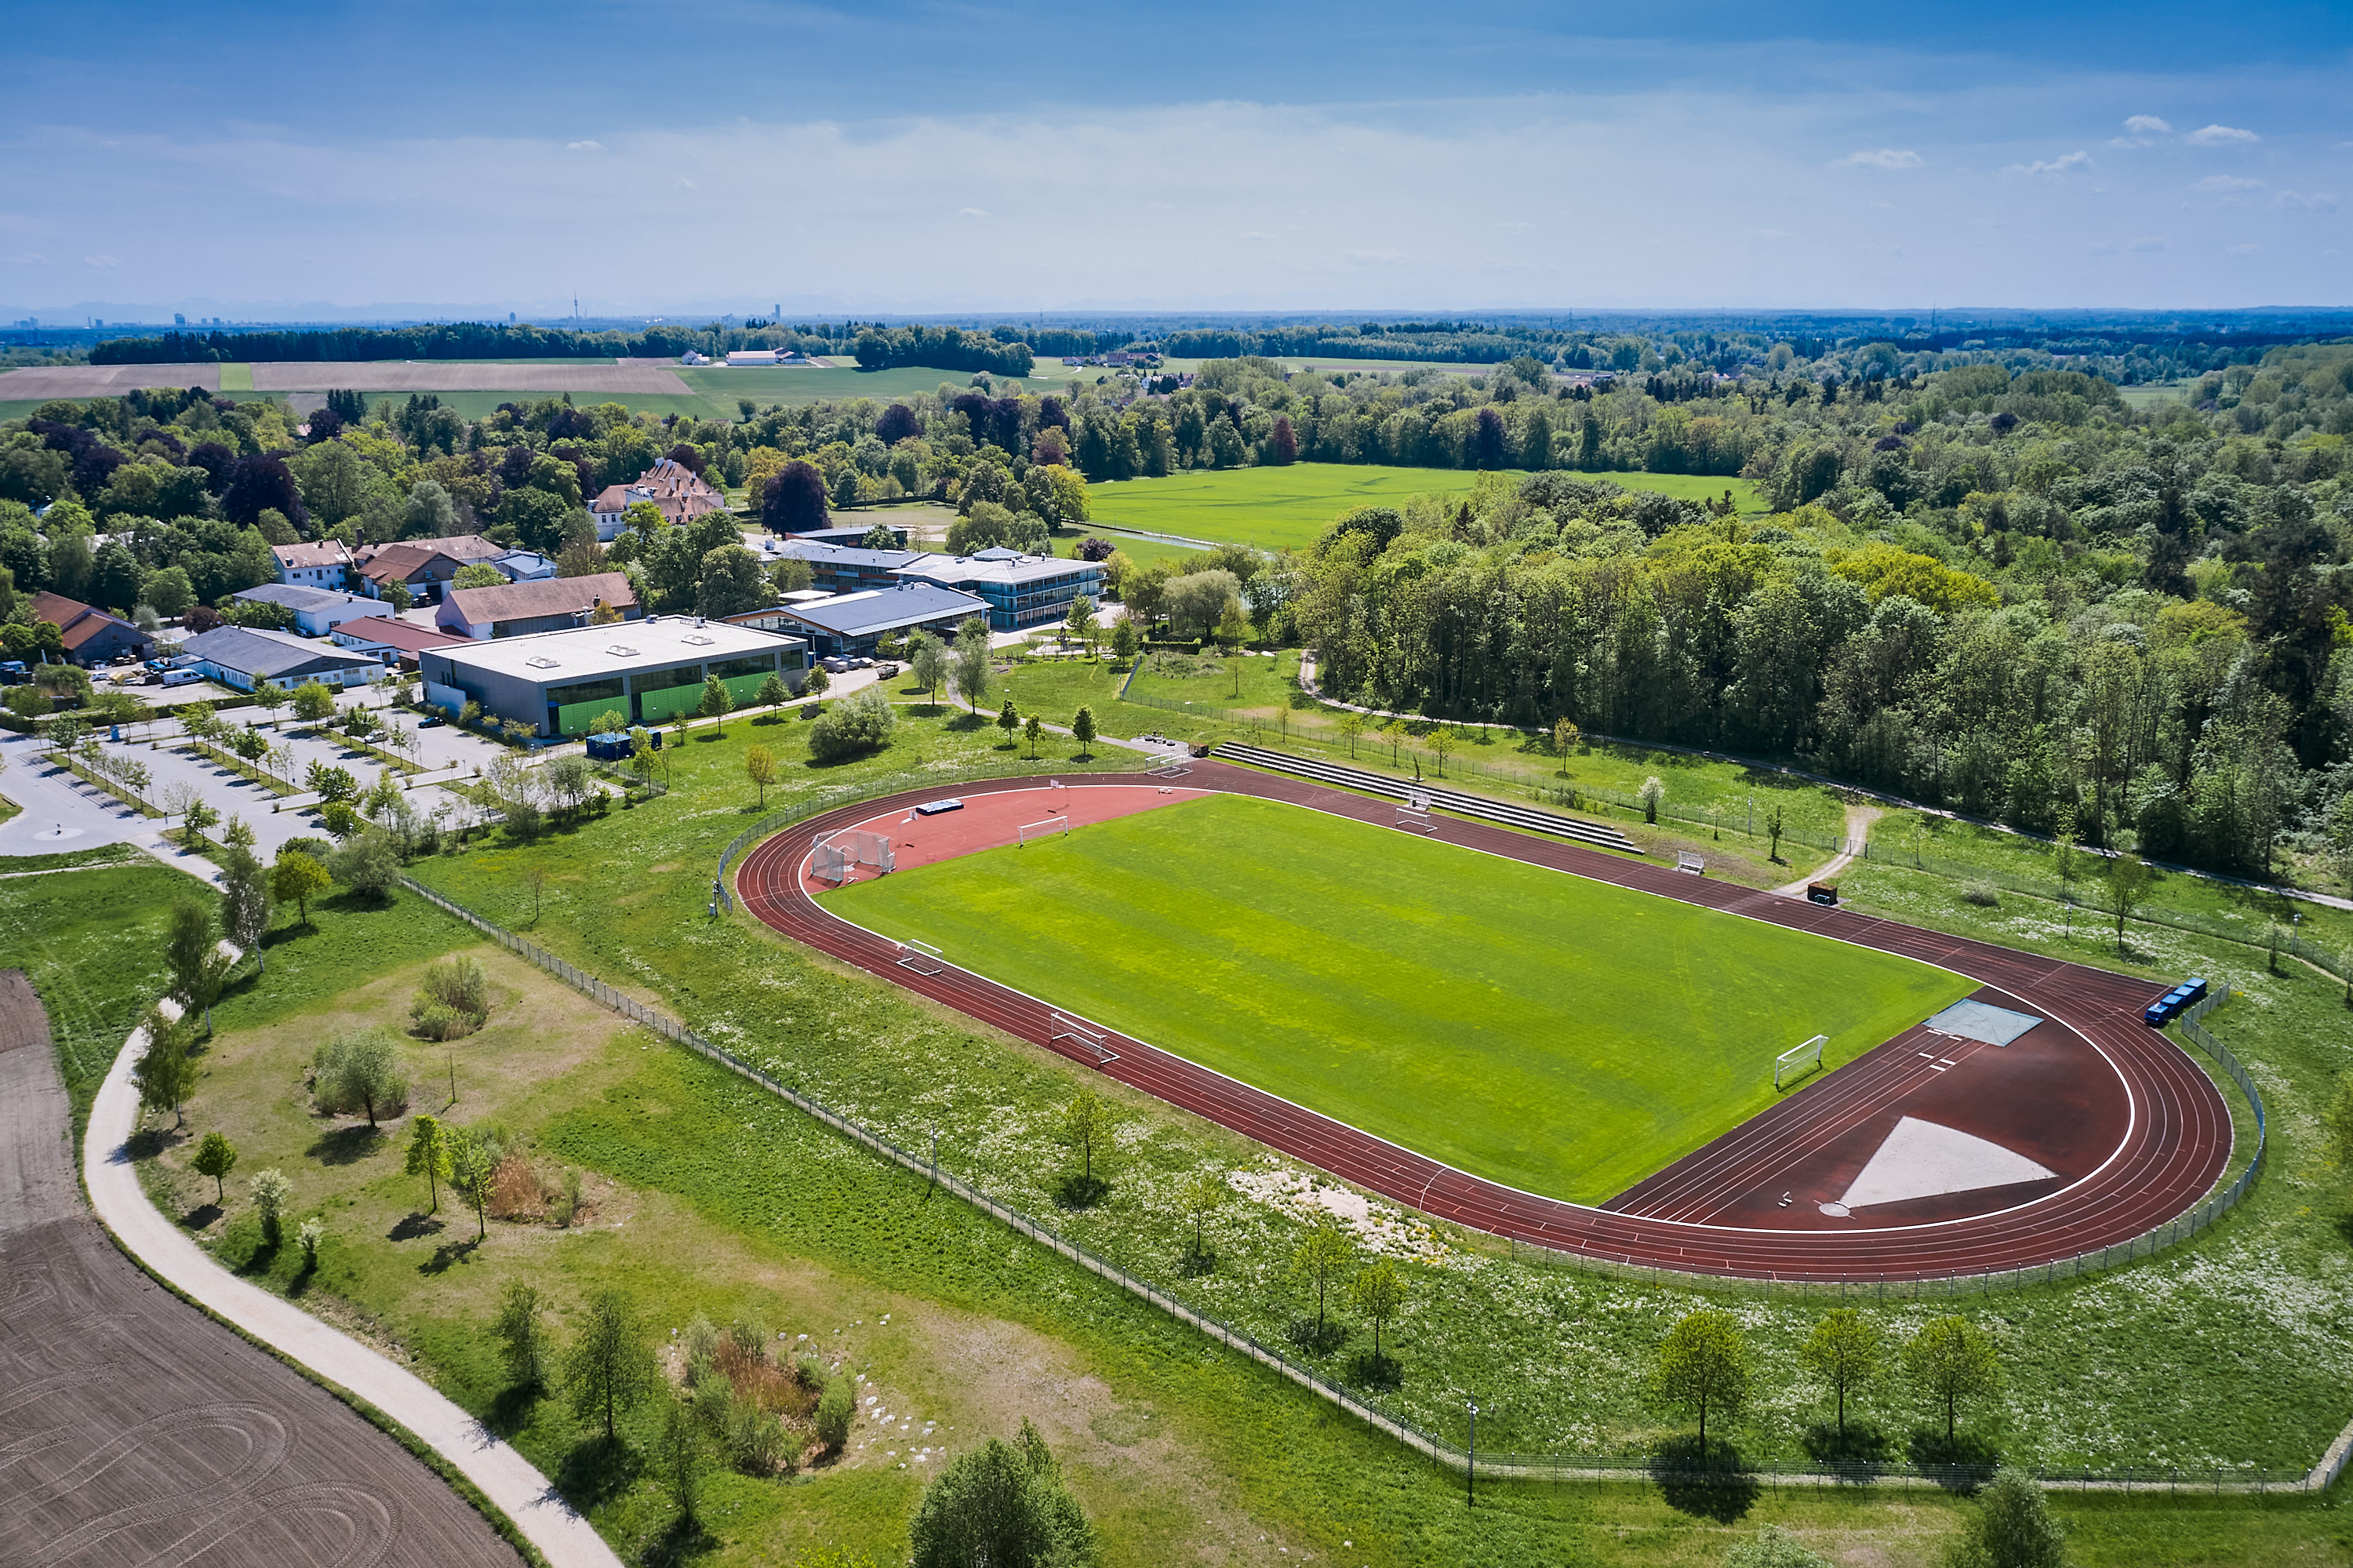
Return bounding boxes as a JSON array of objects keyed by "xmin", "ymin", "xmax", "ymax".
[
  {"xmin": 1944, "ymin": 1469, "xmax": 2066, "ymax": 1568},
  {"xmin": 296, "ymin": 1216, "xmax": 325, "ymax": 1268},
  {"xmin": 808, "ymin": 684, "xmax": 896, "ymax": 762},
  {"xmin": 411, "ymin": 954, "xmax": 490, "ymax": 1039},
  {"xmin": 249, "ymin": 1167, "xmax": 292, "ymax": 1244},
  {"xmin": 1725, "ymin": 1525, "xmax": 1832, "ymax": 1567},
  {"xmin": 814, "ymin": 1375, "xmax": 853, "ymax": 1451},
  {"xmin": 487, "ymin": 1153, "xmax": 541, "ymax": 1219},
  {"xmin": 328, "ymin": 829, "xmax": 401, "ymax": 898},
  {"xmin": 311, "ymin": 1028, "xmax": 410, "ymax": 1128},
  {"xmin": 685, "ymin": 1315, "xmax": 721, "ymax": 1381},
  {"xmin": 908, "ymin": 1419, "xmax": 1093, "ymax": 1568},
  {"xmin": 1962, "ymin": 879, "xmax": 2000, "ymax": 908}
]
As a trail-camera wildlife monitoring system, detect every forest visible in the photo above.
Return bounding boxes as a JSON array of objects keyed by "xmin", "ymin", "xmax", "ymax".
[{"xmin": 4, "ymin": 330, "xmax": 2349, "ymax": 881}]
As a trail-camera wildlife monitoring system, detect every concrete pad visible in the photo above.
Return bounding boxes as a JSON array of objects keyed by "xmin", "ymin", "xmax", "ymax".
[
  {"xmin": 1839, "ymin": 1115, "xmax": 2057, "ymax": 1210},
  {"xmin": 1926, "ymin": 998, "xmax": 2044, "ymax": 1047}
]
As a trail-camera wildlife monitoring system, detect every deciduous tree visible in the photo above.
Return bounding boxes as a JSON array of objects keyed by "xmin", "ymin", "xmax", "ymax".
[
  {"xmin": 1071, "ymin": 705, "xmax": 1097, "ymax": 758},
  {"xmin": 493, "ymin": 1279, "xmax": 551, "ymax": 1392},
  {"xmin": 271, "ymin": 849, "xmax": 333, "ymax": 926},
  {"xmin": 1797, "ymin": 1308, "xmax": 1884, "ymax": 1443},
  {"xmin": 1351, "ymin": 1259, "xmax": 1406, "ymax": 1362},
  {"xmin": 404, "ymin": 1114, "xmax": 450, "ymax": 1212},
  {"xmin": 1291, "ymin": 1217, "xmax": 1354, "ymax": 1341},
  {"xmin": 132, "ymin": 1006, "xmax": 197, "ymax": 1129},
  {"xmin": 1904, "ymin": 1315, "xmax": 2000, "ymax": 1444},
  {"xmin": 1651, "ymin": 1308, "xmax": 1751, "ymax": 1457},
  {"xmin": 566, "ymin": 1288, "xmax": 660, "ymax": 1443},
  {"xmin": 744, "ymin": 743, "xmax": 777, "ymax": 806},
  {"xmin": 192, "ymin": 1130, "xmax": 238, "ymax": 1202}
]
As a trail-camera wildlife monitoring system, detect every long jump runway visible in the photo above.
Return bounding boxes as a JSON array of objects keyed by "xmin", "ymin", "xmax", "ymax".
[{"xmin": 735, "ymin": 765, "xmax": 2234, "ymax": 1282}]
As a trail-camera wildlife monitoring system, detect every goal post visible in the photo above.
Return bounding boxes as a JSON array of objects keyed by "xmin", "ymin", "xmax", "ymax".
[
  {"xmin": 1017, "ymin": 817, "xmax": 1067, "ymax": 846},
  {"xmin": 1775, "ymin": 1034, "xmax": 1827, "ymax": 1091}
]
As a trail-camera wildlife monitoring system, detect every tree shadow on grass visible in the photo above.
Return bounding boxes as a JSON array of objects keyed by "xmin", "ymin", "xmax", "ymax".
[
  {"xmin": 389, "ymin": 1210, "xmax": 446, "ymax": 1242},
  {"xmin": 126, "ymin": 1125, "xmax": 181, "ymax": 1161},
  {"xmin": 1907, "ymin": 1428, "xmax": 2001, "ymax": 1485},
  {"xmin": 306, "ymin": 1123, "xmax": 384, "ymax": 1167},
  {"xmin": 1050, "ymin": 1173, "xmax": 1108, "ymax": 1210},
  {"xmin": 1649, "ymin": 1435, "xmax": 1759, "ymax": 1523},
  {"xmin": 420, "ymin": 1235, "xmax": 482, "ymax": 1275},
  {"xmin": 944, "ymin": 710, "xmax": 987, "ymax": 733},
  {"xmin": 1176, "ymin": 1248, "xmax": 1218, "ymax": 1279},
  {"xmin": 180, "ymin": 1201, "xmax": 223, "ymax": 1231},
  {"xmin": 483, "ymin": 1382, "xmax": 544, "ymax": 1440},
  {"xmin": 638, "ymin": 1514, "xmax": 717, "ymax": 1568},
  {"xmin": 556, "ymin": 1434, "xmax": 642, "ymax": 1512},
  {"xmin": 1799, "ymin": 1421, "xmax": 1894, "ymax": 1468},
  {"xmin": 1285, "ymin": 1319, "xmax": 1348, "ymax": 1358},
  {"xmin": 237, "ymin": 1237, "xmax": 283, "ymax": 1280},
  {"xmin": 1344, "ymin": 1350, "xmax": 1402, "ymax": 1391}
]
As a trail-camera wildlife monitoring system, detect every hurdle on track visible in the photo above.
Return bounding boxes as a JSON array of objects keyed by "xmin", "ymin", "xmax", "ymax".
[
  {"xmin": 1050, "ymin": 1010, "xmax": 1120, "ymax": 1065},
  {"xmin": 1676, "ymin": 851, "xmax": 1707, "ymax": 876},
  {"xmin": 896, "ymin": 939, "xmax": 946, "ymax": 976},
  {"xmin": 1146, "ymin": 762, "xmax": 1192, "ymax": 779},
  {"xmin": 1775, "ymin": 1033, "xmax": 1827, "ymax": 1090},
  {"xmin": 1017, "ymin": 817, "xmax": 1067, "ymax": 846},
  {"xmin": 1397, "ymin": 788, "xmax": 1437, "ymax": 832}
]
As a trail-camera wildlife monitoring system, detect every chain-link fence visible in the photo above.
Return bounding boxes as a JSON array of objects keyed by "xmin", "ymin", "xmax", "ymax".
[{"xmin": 391, "ymin": 843, "xmax": 2308, "ymax": 1491}]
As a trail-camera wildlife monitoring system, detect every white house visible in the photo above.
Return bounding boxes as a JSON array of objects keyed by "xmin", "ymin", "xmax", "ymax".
[
  {"xmin": 270, "ymin": 539, "xmax": 352, "ymax": 590},
  {"xmin": 229, "ymin": 584, "xmax": 398, "ymax": 638}
]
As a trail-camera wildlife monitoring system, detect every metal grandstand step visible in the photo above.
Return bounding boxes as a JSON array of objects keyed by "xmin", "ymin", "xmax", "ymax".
[{"xmin": 1210, "ymin": 742, "xmax": 1641, "ymax": 853}]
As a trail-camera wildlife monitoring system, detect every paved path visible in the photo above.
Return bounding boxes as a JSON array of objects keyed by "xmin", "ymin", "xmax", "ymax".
[
  {"xmin": 0, "ymin": 970, "xmax": 529, "ymax": 1567},
  {"xmin": 82, "ymin": 1009, "xmax": 621, "ymax": 1568}
]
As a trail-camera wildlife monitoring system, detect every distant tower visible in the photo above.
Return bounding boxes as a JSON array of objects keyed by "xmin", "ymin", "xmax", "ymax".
[{"xmin": 573, "ymin": 291, "xmax": 580, "ymax": 322}]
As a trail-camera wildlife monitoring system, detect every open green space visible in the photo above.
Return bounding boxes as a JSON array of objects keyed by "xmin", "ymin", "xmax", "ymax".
[
  {"xmin": 1086, "ymin": 464, "xmax": 1762, "ymax": 551},
  {"xmin": 677, "ymin": 364, "xmax": 1027, "ymax": 406},
  {"xmin": 827, "ymin": 792, "xmax": 1973, "ymax": 1202}
]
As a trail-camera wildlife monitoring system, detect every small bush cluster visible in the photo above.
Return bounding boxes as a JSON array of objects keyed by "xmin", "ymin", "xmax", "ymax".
[
  {"xmin": 808, "ymin": 685, "xmax": 896, "ymax": 762},
  {"xmin": 1962, "ymin": 879, "xmax": 2001, "ymax": 908},
  {"xmin": 309, "ymin": 1028, "xmax": 410, "ymax": 1127},
  {"xmin": 410, "ymin": 954, "xmax": 490, "ymax": 1040},
  {"xmin": 676, "ymin": 1314, "xmax": 827, "ymax": 1475}
]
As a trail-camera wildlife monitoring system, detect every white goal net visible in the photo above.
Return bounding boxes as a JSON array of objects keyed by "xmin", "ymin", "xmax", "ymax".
[{"xmin": 1775, "ymin": 1034, "xmax": 1827, "ymax": 1090}]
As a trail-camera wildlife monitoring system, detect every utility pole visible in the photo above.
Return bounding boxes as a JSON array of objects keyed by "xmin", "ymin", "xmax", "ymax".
[{"xmin": 1465, "ymin": 1398, "xmax": 1478, "ymax": 1507}]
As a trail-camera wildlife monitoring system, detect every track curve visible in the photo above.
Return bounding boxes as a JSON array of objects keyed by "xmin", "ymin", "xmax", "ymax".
[{"xmin": 736, "ymin": 764, "xmax": 2235, "ymax": 1282}]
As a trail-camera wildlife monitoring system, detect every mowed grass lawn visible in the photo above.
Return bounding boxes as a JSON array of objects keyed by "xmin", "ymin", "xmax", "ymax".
[
  {"xmin": 1086, "ymin": 464, "xmax": 1763, "ymax": 551},
  {"xmin": 827, "ymin": 794, "xmax": 1971, "ymax": 1202}
]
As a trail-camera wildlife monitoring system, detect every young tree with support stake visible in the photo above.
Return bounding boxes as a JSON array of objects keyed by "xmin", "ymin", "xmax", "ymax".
[
  {"xmin": 996, "ymin": 698, "xmax": 1020, "ymax": 748},
  {"xmin": 1024, "ymin": 712, "xmax": 1043, "ymax": 759},
  {"xmin": 744, "ymin": 744, "xmax": 777, "ymax": 806},
  {"xmin": 1180, "ymin": 1168, "xmax": 1227, "ymax": 1264},
  {"xmin": 1651, "ymin": 1308, "xmax": 1750, "ymax": 1461},
  {"xmin": 2105, "ymin": 853, "xmax": 2154, "ymax": 951},
  {"xmin": 1070, "ymin": 705, "xmax": 1097, "ymax": 759},
  {"xmin": 192, "ymin": 1131, "xmax": 238, "ymax": 1203},
  {"xmin": 1351, "ymin": 1259, "xmax": 1407, "ymax": 1366},
  {"xmin": 1291, "ymin": 1217, "xmax": 1354, "ymax": 1344},
  {"xmin": 405, "ymin": 1115, "xmax": 450, "ymax": 1213}
]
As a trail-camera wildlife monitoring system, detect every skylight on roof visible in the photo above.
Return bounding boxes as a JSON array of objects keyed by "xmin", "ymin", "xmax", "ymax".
[
  {"xmin": 526, "ymin": 656, "xmax": 560, "ymax": 669},
  {"xmin": 682, "ymin": 634, "xmax": 714, "ymax": 646},
  {"xmin": 606, "ymin": 645, "xmax": 638, "ymax": 657}
]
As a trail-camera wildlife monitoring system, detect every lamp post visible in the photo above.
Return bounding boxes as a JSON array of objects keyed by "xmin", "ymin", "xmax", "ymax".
[{"xmin": 1465, "ymin": 1398, "xmax": 1478, "ymax": 1507}]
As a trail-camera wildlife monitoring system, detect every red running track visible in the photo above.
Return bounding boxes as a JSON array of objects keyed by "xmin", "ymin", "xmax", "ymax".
[{"xmin": 735, "ymin": 764, "xmax": 2235, "ymax": 1282}]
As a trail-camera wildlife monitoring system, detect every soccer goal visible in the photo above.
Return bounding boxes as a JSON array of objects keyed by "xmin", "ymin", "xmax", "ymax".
[
  {"xmin": 1050, "ymin": 1010, "xmax": 1120, "ymax": 1065},
  {"xmin": 1775, "ymin": 1034, "xmax": 1827, "ymax": 1090},
  {"xmin": 1017, "ymin": 817, "xmax": 1067, "ymax": 846},
  {"xmin": 896, "ymin": 940, "xmax": 946, "ymax": 977},
  {"xmin": 814, "ymin": 828, "xmax": 894, "ymax": 882},
  {"xmin": 811, "ymin": 840, "xmax": 851, "ymax": 883}
]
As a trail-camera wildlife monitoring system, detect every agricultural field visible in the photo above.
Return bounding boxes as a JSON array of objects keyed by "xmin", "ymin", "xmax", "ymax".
[
  {"xmin": 827, "ymin": 792, "xmax": 1973, "ymax": 1202},
  {"xmin": 1084, "ymin": 463, "xmax": 1762, "ymax": 551},
  {"xmin": 677, "ymin": 364, "xmax": 1025, "ymax": 406}
]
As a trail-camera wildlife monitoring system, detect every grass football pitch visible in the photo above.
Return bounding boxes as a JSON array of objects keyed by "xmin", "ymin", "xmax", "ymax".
[
  {"xmin": 827, "ymin": 794, "xmax": 1972, "ymax": 1202},
  {"xmin": 1084, "ymin": 464, "xmax": 1762, "ymax": 551}
]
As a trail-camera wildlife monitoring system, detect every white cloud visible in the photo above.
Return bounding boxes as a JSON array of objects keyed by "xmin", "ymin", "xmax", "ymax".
[
  {"xmin": 678, "ymin": 176, "xmax": 697, "ymax": 190},
  {"xmin": 1837, "ymin": 147, "xmax": 1922, "ymax": 169},
  {"xmin": 2226, "ymin": 242, "xmax": 2262, "ymax": 254},
  {"xmin": 82, "ymin": 253, "xmax": 118, "ymax": 267},
  {"xmin": 2275, "ymin": 191, "xmax": 2338, "ymax": 211},
  {"xmin": 2123, "ymin": 115, "xmax": 2173, "ymax": 134},
  {"xmin": 2126, "ymin": 235, "xmax": 2167, "ymax": 252},
  {"xmin": 2195, "ymin": 175, "xmax": 2266, "ymax": 192},
  {"xmin": 1, "ymin": 253, "xmax": 47, "ymax": 264},
  {"xmin": 564, "ymin": 140, "xmax": 602, "ymax": 152},
  {"xmin": 2009, "ymin": 151, "xmax": 2092, "ymax": 178},
  {"xmin": 956, "ymin": 206, "xmax": 989, "ymax": 218},
  {"xmin": 2188, "ymin": 124, "xmax": 2259, "ymax": 144}
]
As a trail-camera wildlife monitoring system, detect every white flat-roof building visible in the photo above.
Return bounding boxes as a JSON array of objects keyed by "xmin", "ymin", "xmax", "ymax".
[{"xmin": 416, "ymin": 615, "xmax": 810, "ymax": 738}]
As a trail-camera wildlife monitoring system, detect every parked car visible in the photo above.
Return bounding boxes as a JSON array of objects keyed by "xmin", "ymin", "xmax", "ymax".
[
  {"xmin": 875, "ymin": 662, "xmax": 900, "ymax": 678},
  {"xmin": 417, "ymin": 715, "xmax": 446, "ymax": 728},
  {"xmin": 851, "ymin": 657, "xmax": 875, "ymax": 669},
  {"xmin": 820, "ymin": 656, "xmax": 852, "ymax": 674}
]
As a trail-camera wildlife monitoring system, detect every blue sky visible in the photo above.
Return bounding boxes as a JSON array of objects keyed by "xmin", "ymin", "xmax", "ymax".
[{"xmin": 4, "ymin": 2, "xmax": 2348, "ymax": 316}]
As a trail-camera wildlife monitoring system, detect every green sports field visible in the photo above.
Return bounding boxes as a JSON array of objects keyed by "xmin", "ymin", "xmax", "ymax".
[
  {"xmin": 826, "ymin": 794, "xmax": 1972, "ymax": 1202},
  {"xmin": 1085, "ymin": 464, "xmax": 1762, "ymax": 551}
]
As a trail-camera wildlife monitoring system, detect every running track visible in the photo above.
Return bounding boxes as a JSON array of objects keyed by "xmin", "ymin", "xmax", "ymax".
[{"xmin": 736, "ymin": 764, "xmax": 2234, "ymax": 1282}]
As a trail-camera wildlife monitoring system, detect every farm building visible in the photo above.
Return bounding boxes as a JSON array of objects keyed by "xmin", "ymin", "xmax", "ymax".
[{"xmin": 416, "ymin": 615, "xmax": 810, "ymax": 737}]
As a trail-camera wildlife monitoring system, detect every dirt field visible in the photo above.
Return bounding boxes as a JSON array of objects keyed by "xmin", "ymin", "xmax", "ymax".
[
  {"xmin": 0, "ymin": 361, "xmax": 693, "ymax": 399},
  {"xmin": 0, "ymin": 970, "xmax": 519, "ymax": 1568}
]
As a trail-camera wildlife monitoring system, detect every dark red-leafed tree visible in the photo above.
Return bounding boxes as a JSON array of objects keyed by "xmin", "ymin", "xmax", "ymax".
[
  {"xmin": 665, "ymin": 442, "xmax": 705, "ymax": 475},
  {"xmin": 875, "ymin": 403, "xmax": 921, "ymax": 444},
  {"xmin": 760, "ymin": 460, "xmax": 829, "ymax": 535},
  {"xmin": 1269, "ymin": 416, "xmax": 1298, "ymax": 465},
  {"xmin": 222, "ymin": 454, "xmax": 305, "ymax": 527}
]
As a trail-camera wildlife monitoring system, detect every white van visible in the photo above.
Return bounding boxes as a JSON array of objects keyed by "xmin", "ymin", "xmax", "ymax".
[{"xmin": 159, "ymin": 668, "xmax": 204, "ymax": 688}]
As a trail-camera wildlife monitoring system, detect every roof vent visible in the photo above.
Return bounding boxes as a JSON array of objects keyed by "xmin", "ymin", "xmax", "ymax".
[
  {"xmin": 682, "ymin": 634, "xmax": 714, "ymax": 646},
  {"xmin": 606, "ymin": 644, "xmax": 638, "ymax": 657},
  {"xmin": 525, "ymin": 655, "xmax": 559, "ymax": 669}
]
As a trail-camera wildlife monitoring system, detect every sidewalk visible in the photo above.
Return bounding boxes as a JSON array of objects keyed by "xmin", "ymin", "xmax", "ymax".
[{"xmin": 82, "ymin": 1020, "xmax": 621, "ymax": 1568}]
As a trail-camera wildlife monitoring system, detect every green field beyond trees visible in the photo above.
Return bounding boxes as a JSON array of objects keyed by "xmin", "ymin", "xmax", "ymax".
[
  {"xmin": 1083, "ymin": 463, "xmax": 1762, "ymax": 551},
  {"xmin": 827, "ymin": 795, "xmax": 1970, "ymax": 1201}
]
